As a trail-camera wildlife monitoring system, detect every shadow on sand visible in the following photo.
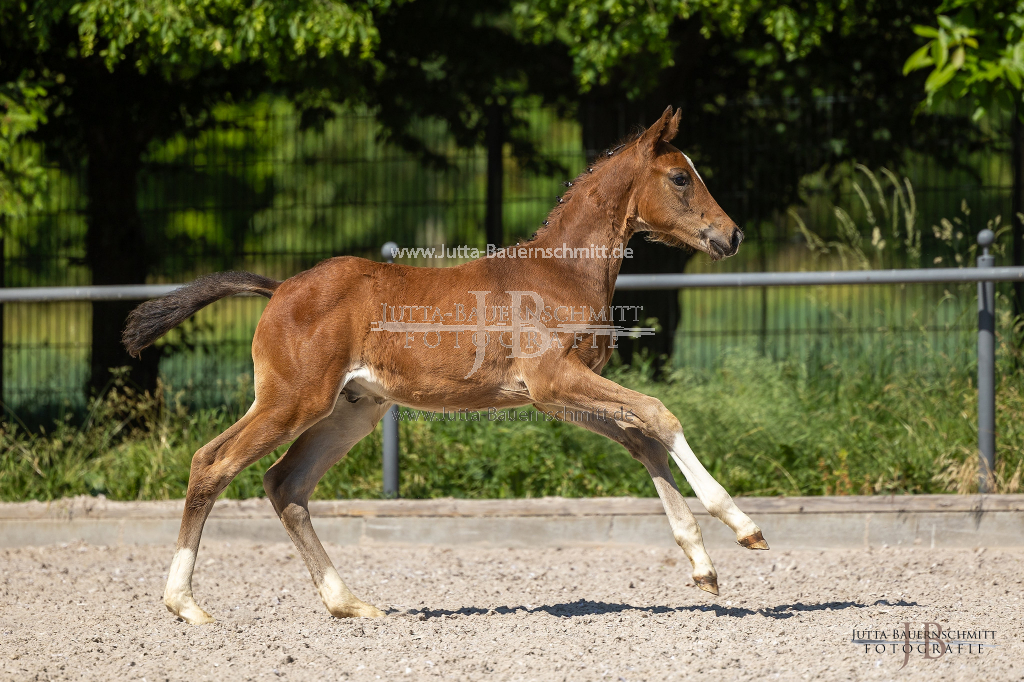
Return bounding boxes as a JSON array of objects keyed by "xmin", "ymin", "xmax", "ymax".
[{"xmin": 396, "ymin": 597, "xmax": 919, "ymax": 621}]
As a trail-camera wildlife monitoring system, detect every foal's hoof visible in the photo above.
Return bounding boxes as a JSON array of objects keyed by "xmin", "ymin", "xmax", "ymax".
[
  {"xmin": 694, "ymin": 575, "xmax": 719, "ymax": 596},
  {"xmin": 738, "ymin": 530, "xmax": 770, "ymax": 550},
  {"xmin": 328, "ymin": 601, "xmax": 386, "ymax": 619},
  {"xmin": 166, "ymin": 600, "xmax": 215, "ymax": 625}
]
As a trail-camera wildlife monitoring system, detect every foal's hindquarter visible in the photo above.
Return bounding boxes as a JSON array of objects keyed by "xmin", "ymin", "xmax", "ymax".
[{"xmin": 155, "ymin": 106, "xmax": 767, "ymax": 624}]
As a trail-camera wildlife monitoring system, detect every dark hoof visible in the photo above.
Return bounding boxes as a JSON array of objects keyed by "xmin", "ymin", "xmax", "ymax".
[
  {"xmin": 738, "ymin": 530, "xmax": 769, "ymax": 550},
  {"xmin": 694, "ymin": 575, "xmax": 719, "ymax": 596}
]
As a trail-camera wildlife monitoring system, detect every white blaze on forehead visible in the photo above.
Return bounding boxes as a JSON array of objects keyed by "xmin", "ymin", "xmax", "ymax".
[{"xmin": 683, "ymin": 154, "xmax": 704, "ymax": 185}]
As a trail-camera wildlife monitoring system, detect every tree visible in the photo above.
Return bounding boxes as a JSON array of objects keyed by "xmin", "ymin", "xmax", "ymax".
[
  {"xmin": 364, "ymin": 0, "xmax": 576, "ymax": 246},
  {"xmin": 0, "ymin": 0, "xmax": 384, "ymax": 394},
  {"xmin": 0, "ymin": 0, "xmax": 582, "ymax": 396},
  {"xmin": 2, "ymin": 0, "xmax": 984, "ymax": 391},
  {"xmin": 0, "ymin": 79, "xmax": 48, "ymax": 221},
  {"xmin": 516, "ymin": 0, "xmax": 971, "ymax": 370},
  {"xmin": 903, "ymin": 1, "xmax": 1024, "ymax": 313}
]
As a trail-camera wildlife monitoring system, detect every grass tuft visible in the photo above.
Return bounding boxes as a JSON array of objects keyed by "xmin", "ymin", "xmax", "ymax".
[{"xmin": 2, "ymin": 344, "xmax": 1023, "ymax": 502}]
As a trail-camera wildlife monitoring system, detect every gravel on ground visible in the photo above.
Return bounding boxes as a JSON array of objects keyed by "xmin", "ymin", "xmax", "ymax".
[{"xmin": 1, "ymin": 541, "xmax": 1021, "ymax": 681}]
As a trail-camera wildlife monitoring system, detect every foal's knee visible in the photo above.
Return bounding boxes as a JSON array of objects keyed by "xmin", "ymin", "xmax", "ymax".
[
  {"xmin": 189, "ymin": 444, "xmax": 217, "ymax": 475},
  {"xmin": 262, "ymin": 466, "xmax": 295, "ymax": 507}
]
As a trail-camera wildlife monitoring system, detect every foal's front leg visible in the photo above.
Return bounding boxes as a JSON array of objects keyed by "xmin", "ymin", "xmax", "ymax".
[
  {"xmin": 533, "ymin": 366, "xmax": 768, "ymax": 550},
  {"xmin": 541, "ymin": 407, "xmax": 720, "ymax": 594}
]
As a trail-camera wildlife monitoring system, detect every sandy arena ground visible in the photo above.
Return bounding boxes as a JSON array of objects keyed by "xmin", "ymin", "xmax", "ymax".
[{"xmin": 0, "ymin": 540, "xmax": 1021, "ymax": 681}]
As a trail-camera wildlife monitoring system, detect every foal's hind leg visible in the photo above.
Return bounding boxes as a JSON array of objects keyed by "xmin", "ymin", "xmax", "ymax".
[
  {"xmin": 263, "ymin": 397, "xmax": 390, "ymax": 618},
  {"xmin": 539, "ymin": 406, "xmax": 720, "ymax": 594},
  {"xmin": 165, "ymin": 401, "xmax": 320, "ymax": 624}
]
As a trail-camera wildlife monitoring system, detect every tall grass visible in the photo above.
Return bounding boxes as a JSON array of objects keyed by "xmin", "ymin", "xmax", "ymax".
[{"xmin": 2, "ymin": 337, "xmax": 1022, "ymax": 502}]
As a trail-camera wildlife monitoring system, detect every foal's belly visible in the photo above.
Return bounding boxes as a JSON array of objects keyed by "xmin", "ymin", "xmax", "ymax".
[{"xmin": 340, "ymin": 367, "xmax": 533, "ymax": 412}]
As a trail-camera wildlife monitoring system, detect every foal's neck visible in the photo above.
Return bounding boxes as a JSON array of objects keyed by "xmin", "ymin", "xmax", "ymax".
[{"xmin": 525, "ymin": 159, "xmax": 637, "ymax": 304}]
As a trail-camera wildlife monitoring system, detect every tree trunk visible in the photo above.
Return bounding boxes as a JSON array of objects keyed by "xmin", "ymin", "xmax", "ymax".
[
  {"xmin": 581, "ymin": 96, "xmax": 691, "ymax": 373},
  {"xmin": 485, "ymin": 104, "xmax": 505, "ymax": 247},
  {"xmin": 85, "ymin": 134, "xmax": 159, "ymax": 396}
]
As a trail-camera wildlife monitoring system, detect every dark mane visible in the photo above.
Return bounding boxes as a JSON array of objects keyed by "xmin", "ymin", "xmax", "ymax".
[{"xmin": 514, "ymin": 132, "xmax": 643, "ymax": 247}]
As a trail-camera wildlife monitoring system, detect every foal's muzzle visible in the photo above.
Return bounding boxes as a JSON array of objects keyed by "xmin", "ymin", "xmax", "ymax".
[{"xmin": 706, "ymin": 226, "xmax": 743, "ymax": 259}]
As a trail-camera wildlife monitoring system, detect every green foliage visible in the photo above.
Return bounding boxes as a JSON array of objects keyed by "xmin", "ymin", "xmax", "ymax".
[
  {"xmin": 512, "ymin": 0, "xmax": 963, "ymax": 245},
  {"xmin": 0, "ymin": 0, "xmax": 388, "ymax": 221},
  {"xmin": 903, "ymin": 2, "xmax": 1024, "ymax": 117},
  {"xmin": 0, "ymin": 79, "xmax": 49, "ymax": 220},
  {"xmin": 513, "ymin": 0, "xmax": 914, "ymax": 97},
  {"xmin": 21, "ymin": 0, "xmax": 384, "ymax": 73},
  {"xmin": 513, "ymin": 0, "xmax": 699, "ymax": 95},
  {"xmin": 3, "ymin": 343, "xmax": 1023, "ymax": 502},
  {"xmin": 790, "ymin": 166, "xmax": 921, "ymax": 269},
  {"xmin": 792, "ymin": 166, "xmax": 1013, "ymax": 272}
]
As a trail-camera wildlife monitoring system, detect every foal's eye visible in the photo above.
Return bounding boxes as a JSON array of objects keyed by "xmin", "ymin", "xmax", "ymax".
[{"xmin": 672, "ymin": 173, "xmax": 689, "ymax": 187}]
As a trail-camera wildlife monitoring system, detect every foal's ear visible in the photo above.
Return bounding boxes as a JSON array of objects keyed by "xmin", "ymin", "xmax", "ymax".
[
  {"xmin": 638, "ymin": 106, "xmax": 680, "ymax": 153},
  {"xmin": 663, "ymin": 108, "xmax": 682, "ymax": 143}
]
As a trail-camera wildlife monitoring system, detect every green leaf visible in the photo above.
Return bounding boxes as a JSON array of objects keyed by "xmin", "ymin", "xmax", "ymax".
[
  {"xmin": 932, "ymin": 39, "xmax": 947, "ymax": 70},
  {"xmin": 950, "ymin": 46, "xmax": 965, "ymax": 69},
  {"xmin": 936, "ymin": 30, "xmax": 949, "ymax": 69},
  {"xmin": 912, "ymin": 25, "xmax": 939, "ymax": 38},
  {"xmin": 924, "ymin": 63, "xmax": 959, "ymax": 93},
  {"xmin": 903, "ymin": 44, "xmax": 934, "ymax": 75},
  {"xmin": 1007, "ymin": 68, "xmax": 1023, "ymax": 90}
]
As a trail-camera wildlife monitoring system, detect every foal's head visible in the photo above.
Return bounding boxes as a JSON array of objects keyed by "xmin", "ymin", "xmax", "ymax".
[{"xmin": 626, "ymin": 106, "xmax": 742, "ymax": 260}]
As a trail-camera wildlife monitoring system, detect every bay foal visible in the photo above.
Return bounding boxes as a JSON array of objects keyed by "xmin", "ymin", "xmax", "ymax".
[{"xmin": 124, "ymin": 106, "xmax": 768, "ymax": 625}]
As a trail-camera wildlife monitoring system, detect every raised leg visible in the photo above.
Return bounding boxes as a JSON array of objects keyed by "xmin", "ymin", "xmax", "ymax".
[
  {"xmin": 165, "ymin": 400, "xmax": 333, "ymax": 624},
  {"xmin": 541, "ymin": 405, "xmax": 720, "ymax": 594},
  {"xmin": 263, "ymin": 397, "xmax": 391, "ymax": 618},
  {"xmin": 531, "ymin": 365, "xmax": 768, "ymax": 549},
  {"xmin": 669, "ymin": 429, "xmax": 768, "ymax": 549}
]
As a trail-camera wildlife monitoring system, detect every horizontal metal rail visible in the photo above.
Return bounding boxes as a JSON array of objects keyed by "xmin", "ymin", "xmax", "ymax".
[
  {"xmin": 0, "ymin": 235, "xmax": 1014, "ymax": 496},
  {"xmin": 0, "ymin": 284, "xmax": 227, "ymax": 303},
  {"xmin": 614, "ymin": 266, "xmax": 1024, "ymax": 290},
  {"xmin": 3, "ymin": 266, "xmax": 1024, "ymax": 302}
]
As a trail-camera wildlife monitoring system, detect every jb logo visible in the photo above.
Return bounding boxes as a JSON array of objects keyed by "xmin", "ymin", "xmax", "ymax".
[
  {"xmin": 898, "ymin": 622, "xmax": 947, "ymax": 670},
  {"xmin": 371, "ymin": 291, "xmax": 656, "ymax": 377},
  {"xmin": 854, "ymin": 622, "xmax": 994, "ymax": 669}
]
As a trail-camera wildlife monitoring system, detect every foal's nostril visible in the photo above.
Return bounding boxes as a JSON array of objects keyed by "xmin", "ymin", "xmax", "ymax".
[{"xmin": 730, "ymin": 229, "xmax": 743, "ymax": 253}]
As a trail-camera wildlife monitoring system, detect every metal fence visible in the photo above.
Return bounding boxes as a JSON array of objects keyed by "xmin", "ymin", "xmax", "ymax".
[
  {"xmin": 0, "ymin": 101, "xmax": 1019, "ymax": 414},
  {"xmin": 6, "ymin": 233, "xmax": 1019, "ymax": 494}
]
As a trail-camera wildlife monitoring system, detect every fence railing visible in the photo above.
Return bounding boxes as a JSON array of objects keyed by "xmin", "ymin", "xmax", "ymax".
[
  {"xmin": 617, "ymin": 230, "xmax": 1017, "ymax": 494},
  {"xmin": 614, "ymin": 266, "xmax": 1024, "ymax": 290},
  {"xmin": 1, "ymin": 232, "xmax": 1020, "ymax": 496}
]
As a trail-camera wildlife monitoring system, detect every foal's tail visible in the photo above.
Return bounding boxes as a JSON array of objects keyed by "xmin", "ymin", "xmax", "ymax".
[{"xmin": 123, "ymin": 272, "xmax": 281, "ymax": 358}]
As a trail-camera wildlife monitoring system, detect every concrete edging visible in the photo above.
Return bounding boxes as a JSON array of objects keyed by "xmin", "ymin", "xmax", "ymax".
[{"xmin": 1, "ymin": 494, "xmax": 1022, "ymax": 549}]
